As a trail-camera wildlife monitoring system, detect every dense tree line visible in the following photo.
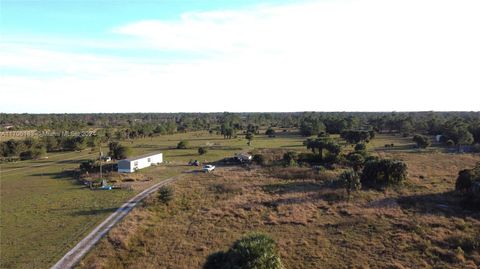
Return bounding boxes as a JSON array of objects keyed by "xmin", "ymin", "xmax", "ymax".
[
  {"xmin": 2, "ymin": 112, "xmax": 479, "ymax": 149},
  {"xmin": 0, "ymin": 135, "xmax": 102, "ymax": 160}
]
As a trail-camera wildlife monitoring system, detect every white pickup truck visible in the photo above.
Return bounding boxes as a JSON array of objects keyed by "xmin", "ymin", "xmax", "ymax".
[{"xmin": 202, "ymin": 165, "xmax": 215, "ymax": 173}]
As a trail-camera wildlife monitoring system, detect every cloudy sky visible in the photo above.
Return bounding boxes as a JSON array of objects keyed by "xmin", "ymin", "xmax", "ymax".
[{"xmin": 1, "ymin": 0, "xmax": 479, "ymax": 113}]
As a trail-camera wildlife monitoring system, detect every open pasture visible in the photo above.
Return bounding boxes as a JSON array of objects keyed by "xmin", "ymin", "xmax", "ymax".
[{"xmin": 0, "ymin": 131, "xmax": 302, "ymax": 268}]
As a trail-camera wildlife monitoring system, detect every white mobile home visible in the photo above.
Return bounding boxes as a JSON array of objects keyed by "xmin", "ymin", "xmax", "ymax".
[{"xmin": 117, "ymin": 152, "xmax": 163, "ymax": 173}]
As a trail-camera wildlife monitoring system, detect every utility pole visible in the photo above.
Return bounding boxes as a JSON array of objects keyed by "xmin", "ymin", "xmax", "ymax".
[{"xmin": 99, "ymin": 146, "xmax": 104, "ymax": 186}]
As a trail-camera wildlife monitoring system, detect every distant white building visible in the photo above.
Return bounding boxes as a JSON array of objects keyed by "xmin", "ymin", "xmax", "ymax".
[{"xmin": 117, "ymin": 152, "xmax": 163, "ymax": 173}]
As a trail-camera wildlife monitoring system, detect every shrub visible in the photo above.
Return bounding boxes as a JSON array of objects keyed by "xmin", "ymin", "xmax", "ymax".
[
  {"xmin": 340, "ymin": 169, "xmax": 361, "ymax": 197},
  {"xmin": 472, "ymin": 143, "xmax": 480, "ymax": 153},
  {"xmin": 282, "ymin": 151, "xmax": 298, "ymax": 167},
  {"xmin": 225, "ymin": 233, "xmax": 283, "ymax": 269},
  {"xmin": 455, "ymin": 169, "xmax": 474, "ymax": 192},
  {"xmin": 19, "ymin": 151, "xmax": 33, "ymax": 160},
  {"xmin": 203, "ymin": 233, "xmax": 284, "ymax": 269},
  {"xmin": 265, "ymin": 128, "xmax": 276, "ymax": 138},
  {"xmin": 297, "ymin": 152, "xmax": 322, "ymax": 164},
  {"xmin": 413, "ymin": 134, "xmax": 430, "ymax": 148},
  {"xmin": 108, "ymin": 142, "xmax": 131, "ymax": 159},
  {"xmin": 158, "ymin": 186, "xmax": 174, "ymax": 204},
  {"xmin": 198, "ymin": 147, "xmax": 208, "ymax": 155},
  {"xmin": 354, "ymin": 143, "xmax": 366, "ymax": 152},
  {"xmin": 455, "ymin": 163, "xmax": 480, "ymax": 209},
  {"xmin": 447, "ymin": 233, "xmax": 480, "ymax": 253},
  {"xmin": 346, "ymin": 152, "xmax": 365, "ymax": 172},
  {"xmin": 19, "ymin": 147, "xmax": 45, "ymax": 160},
  {"xmin": 80, "ymin": 160, "xmax": 96, "ymax": 172},
  {"xmin": 252, "ymin": 154, "xmax": 266, "ymax": 165},
  {"xmin": 177, "ymin": 140, "xmax": 188, "ymax": 149},
  {"xmin": 361, "ymin": 159, "xmax": 407, "ymax": 188},
  {"xmin": 210, "ymin": 183, "xmax": 242, "ymax": 195}
]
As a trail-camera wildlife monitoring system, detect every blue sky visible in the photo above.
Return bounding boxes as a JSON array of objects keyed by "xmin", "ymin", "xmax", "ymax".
[{"xmin": 1, "ymin": 0, "xmax": 479, "ymax": 113}]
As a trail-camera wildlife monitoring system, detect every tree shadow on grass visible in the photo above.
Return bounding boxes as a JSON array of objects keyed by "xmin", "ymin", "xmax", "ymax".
[
  {"xmin": 70, "ymin": 207, "xmax": 118, "ymax": 216},
  {"xmin": 280, "ymin": 144, "xmax": 303, "ymax": 148},
  {"xmin": 31, "ymin": 170, "xmax": 75, "ymax": 180},
  {"xmin": 261, "ymin": 181, "xmax": 325, "ymax": 195},
  {"xmin": 134, "ymin": 144, "xmax": 171, "ymax": 150},
  {"xmin": 168, "ymin": 153, "xmax": 196, "ymax": 157},
  {"xmin": 56, "ymin": 158, "xmax": 93, "ymax": 164},
  {"xmin": 397, "ymin": 191, "xmax": 480, "ymax": 219},
  {"xmin": 375, "ymin": 144, "xmax": 416, "ymax": 152}
]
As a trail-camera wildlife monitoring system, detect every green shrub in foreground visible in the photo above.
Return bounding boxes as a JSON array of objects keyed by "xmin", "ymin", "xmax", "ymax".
[
  {"xmin": 158, "ymin": 186, "xmax": 174, "ymax": 205},
  {"xmin": 203, "ymin": 233, "xmax": 284, "ymax": 269}
]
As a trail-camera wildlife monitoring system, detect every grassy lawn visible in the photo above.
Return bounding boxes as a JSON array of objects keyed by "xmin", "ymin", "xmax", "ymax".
[
  {"xmin": 78, "ymin": 137, "xmax": 480, "ymax": 269},
  {"xmin": 0, "ymin": 131, "xmax": 303, "ymax": 268}
]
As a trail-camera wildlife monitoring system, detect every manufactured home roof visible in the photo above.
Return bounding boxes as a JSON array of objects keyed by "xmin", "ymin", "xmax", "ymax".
[{"xmin": 119, "ymin": 152, "xmax": 163, "ymax": 162}]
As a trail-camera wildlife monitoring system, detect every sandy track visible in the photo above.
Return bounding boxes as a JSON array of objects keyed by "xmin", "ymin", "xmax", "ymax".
[{"xmin": 51, "ymin": 175, "xmax": 180, "ymax": 269}]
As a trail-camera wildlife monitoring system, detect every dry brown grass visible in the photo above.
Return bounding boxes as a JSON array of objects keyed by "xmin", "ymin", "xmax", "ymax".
[{"xmin": 78, "ymin": 152, "xmax": 480, "ymax": 269}]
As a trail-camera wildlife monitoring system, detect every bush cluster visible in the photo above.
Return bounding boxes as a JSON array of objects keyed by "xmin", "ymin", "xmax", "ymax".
[
  {"xmin": 413, "ymin": 134, "xmax": 430, "ymax": 148},
  {"xmin": 361, "ymin": 159, "xmax": 408, "ymax": 188},
  {"xmin": 455, "ymin": 163, "xmax": 480, "ymax": 209},
  {"xmin": 252, "ymin": 154, "xmax": 266, "ymax": 165},
  {"xmin": 108, "ymin": 142, "xmax": 131, "ymax": 160},
  {"xmin": 177, "ymin": 140, "xmax": 188, "ymax": 149},
  {"xmin": 158, "ymin": 186, "xmax": 174, "ymax": 205},
  {"xmin": 203, "ymin": 233, "xmax": 284, "ymax": 269},
  {"xmin": 198, "ymin": 147, "xmax": 208, "ymax": 155}
]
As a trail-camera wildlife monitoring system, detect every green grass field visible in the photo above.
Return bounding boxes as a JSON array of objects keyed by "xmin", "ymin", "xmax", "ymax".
[{"xmin": 0, "ymin": 131, "xmax": 304, "ymax": 268}]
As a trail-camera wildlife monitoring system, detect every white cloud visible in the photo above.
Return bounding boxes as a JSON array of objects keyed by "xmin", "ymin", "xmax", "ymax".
[{"xmin": 1, "ymin": 0, "xmax": 480, "ymax": 112}]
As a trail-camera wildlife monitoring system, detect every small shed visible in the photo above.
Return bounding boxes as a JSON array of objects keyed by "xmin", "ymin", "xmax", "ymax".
[{"xmin": 117, "ymin": 152, "xmax": 163, "ymax": 173}]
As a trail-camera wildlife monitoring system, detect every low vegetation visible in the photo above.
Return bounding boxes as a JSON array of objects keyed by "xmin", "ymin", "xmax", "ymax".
[
  {"xmin": 158, "ymin": 186, "xmax": 174, "ymax": 205},
  {"xmin": 456, "ymin": 163, "xmax": 480, "ymax": 209},
  {"xmin": 79, "ymin": 151, "xmax": 480, "ymax": 268},
  {"xmin": 177, "ymin": 140, "xmax": 189, "ymax": 149},
  {"xmin": 204, "ymin": 233, "xmax": 284, "ymax": 269},
  {"xmin": 2, "ymin": 111, "xmax": 480, "ymax": 268}
]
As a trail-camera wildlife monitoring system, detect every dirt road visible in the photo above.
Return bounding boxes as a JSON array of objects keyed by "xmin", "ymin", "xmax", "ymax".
[{"xmin": 51, "ymin": 175, "xmax": 180, "ymax": 269}]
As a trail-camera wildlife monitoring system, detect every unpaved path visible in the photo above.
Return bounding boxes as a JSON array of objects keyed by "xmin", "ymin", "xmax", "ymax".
[{"xmin": 51, "ymin": 175, "xmax": 180, "ymax": 269}]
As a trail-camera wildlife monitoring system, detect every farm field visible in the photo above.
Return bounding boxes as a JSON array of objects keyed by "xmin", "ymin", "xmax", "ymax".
[
  {"xmin": 78, "ymin": 140, "xmax": 480, "ymax": 269},
  {"xmin": 0, "ymin": 131, "xmax": 304, "ymax": 268}
]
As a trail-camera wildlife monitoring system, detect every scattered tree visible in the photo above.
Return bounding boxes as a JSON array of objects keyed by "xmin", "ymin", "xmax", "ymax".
[
  {"xmin": 108, "ymin": 142, "xmax": 131, "ymax": 159},
  {"xmin": 282, "ymin": 151, "xmax": 298, "ymax": 167},
  {"xmin": 198, "ymin": 147, "xmax": 207, "ymax": 155},
  {"xmin": 177, "ymin": 140, "xmax": 189, "ymax": 149},
  {"xmin": 252, "ymin": 154, "xmax": 266, "ymax": 165},
  {"xmin": 299, "ymin": 116, "xmax": 326, "ymax": 137},
  {"xmin": 341, "ymin": 130, "xmax": 372, "ymax": 144},
  {"xmin": 354, "ymin": 143, "xmax": 366, "ymax": 152},
  {"xmin": 265, "ymin": 128, "xmax": 276, "ymax": 138},
  {"xmin": 455, "ymin": 163, "xmax": 480, "ymax": 209},
  {"xmin": 361, "ymin": 159, "xmax": 408, "ymax": 188},
  {"xmin": 413, "ymin": 134, "xmax": 430, "ymax": 149},
  {"xmin": 246, "ymin": 132, "xmax": 254, "ymax": 146},
  {"xmin": 340, "ymin": 169, "xmax": 361, "ymax": 198},
  {"xmin": 346, "ymin": 152, "xmax": 365, "ymax": 172},
  {"xmin": 304, "ymin": 138, "xmax": 341, "ymax": 162}
]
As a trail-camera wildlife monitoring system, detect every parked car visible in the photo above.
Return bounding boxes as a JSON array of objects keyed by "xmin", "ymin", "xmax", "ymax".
[
  {"xmin": 189, "ymin": 160, "xmax": 200, "ymax": 166},
  {"xmin": 202, "ymin": 165, "xmax": 215, "ymax": 173}
]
